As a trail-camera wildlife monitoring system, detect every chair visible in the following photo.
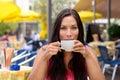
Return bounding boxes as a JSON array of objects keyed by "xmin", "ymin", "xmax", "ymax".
[
  {"xmin": 98, "ymin": 45, "xmax": 120, "ymax": 80},
  {"xmin": 17, "ymin": 51, "xmax": 37, "ymax": 66},
  {"xmin": 97, "ymin": 55, "xmax": 103, "ymax": 61},
  {"xmin": 12, "ymin": 49, "xmax": 28, "ymax": 64},
  {"xmin": 11, "ymin": 50, "xmax": 37, "ymax": 67},
  {"xmin": 116, "ymin": 46, "xmax": 120, "ymax": 58}
]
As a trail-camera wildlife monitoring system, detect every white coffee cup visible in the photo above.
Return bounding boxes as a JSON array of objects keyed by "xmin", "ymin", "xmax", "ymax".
[{"xmin": 61, "ymin": 40, "xmax": 74, "ymax": 52}]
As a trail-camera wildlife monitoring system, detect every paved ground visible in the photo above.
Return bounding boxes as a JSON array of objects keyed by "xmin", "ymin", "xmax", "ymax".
[
  {"xmin": 99, "ymin": 62, "xmax": 120, "ymax": 80},
  {"xmin": 104, "ymin": 67, "xmax": 120, "ymax": 80}
]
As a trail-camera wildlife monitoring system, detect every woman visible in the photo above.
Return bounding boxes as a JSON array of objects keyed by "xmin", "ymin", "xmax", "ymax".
[
  {"xmin": 28, "ymin": 8, "xmax": 105, "ymax": 80},
  {"xmin": 86, "ymin": 23, "xmax": 103, "ymax": 43}
]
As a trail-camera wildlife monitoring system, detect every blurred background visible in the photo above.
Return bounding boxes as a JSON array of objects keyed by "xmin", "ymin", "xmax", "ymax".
[
  {"xmin": 0, "ymin": 0, "xmax": 120, "ymax": 42},
  {"xmin": 0, "ymin": 0, "xmax": 120, "ymax": 80}
]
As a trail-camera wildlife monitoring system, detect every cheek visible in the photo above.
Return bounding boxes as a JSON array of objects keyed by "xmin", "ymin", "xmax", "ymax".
[
  {"xmin": 59, "ymin": 31, "xmax": 65, "ymax": 39},
  {"xmin": 74, "ymin": 30, "xmax": 79, "ymax": 39}
]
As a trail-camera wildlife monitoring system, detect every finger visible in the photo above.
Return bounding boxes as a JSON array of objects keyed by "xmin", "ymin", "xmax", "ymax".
[
  {"xmin": 48, "ymin": 45, "xmax": 60, "ymax": 50},
  {"xmin": 73, "ymin": 43, "xmax": 83, "ymax": 49},
  {"xmin": 74, "ymin": 40, "xmax": 80, "ymax": 44},
  {"xmin": 51, "ymin": 41, "xmax": 60, "ymax": 47},
  {"xmin": 47, "ymin": 48, "xmax": 59, "ymax": 55},
  {"xmin": 73, "ymin": 45, "xmax": 85, "ymax": 53},
  {"xmin": 47, "ymin": 45, "xmax": 60, "ymax": 51},
  {"xmin": 58, "ymin": 47, "xmax": 62, "ymax": 52},
  {"xmin": 41, "ymin": 44, "xmax": 48, "ymax": 51},
  {"xmin": 73, "ymin": 47, "xmax": 83, "ymax": 52}
]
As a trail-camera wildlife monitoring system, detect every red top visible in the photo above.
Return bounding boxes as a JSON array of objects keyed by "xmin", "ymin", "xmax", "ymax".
[
  {"xmin": 66, "ymin": 70, "xmax": 74, "ymax": 80},
  {"xmin": 46, "ymin": 70, "xmax": 74, "ymax": 80}
]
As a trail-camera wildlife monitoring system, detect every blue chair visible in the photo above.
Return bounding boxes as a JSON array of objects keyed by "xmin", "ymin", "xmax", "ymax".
[
  {"xmin": 11, "ymin": 50, "xmax": 37, "ymax": 67},
  {"xmin": 17, "ymin": 51, "xmax": 37, "ymax": 66},
  {"xmin": 27, "ymin": 51, "xmax": 37, "ymax": 66},
  {"xmin": 15, "ymin": 49, "xmax": 28, "ymax": 64},
  {"xmin": 98, "ymin": 45, "xmax": 120, "ymax": 80},
  {"xmin": 116, "ymin": 46, "xmax": 120, "ymax": 58},
  {"xmin": 97, "ymin": 55, "xmax": 103, "ymax": 62}
]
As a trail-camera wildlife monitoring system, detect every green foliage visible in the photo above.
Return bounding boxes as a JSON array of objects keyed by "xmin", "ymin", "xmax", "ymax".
[
  {"xmin": 108, "ymin": 24, "xmax": 120, "ymax": 38},
  {"xmin": 0, "ymin": 22, "xmax": 18, "ymax": 36}
]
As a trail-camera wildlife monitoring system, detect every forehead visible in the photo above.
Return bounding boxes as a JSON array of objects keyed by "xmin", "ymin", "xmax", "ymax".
[{"xmin": 61, "ymin": 16, "xmax": 77, "ymax": 25}]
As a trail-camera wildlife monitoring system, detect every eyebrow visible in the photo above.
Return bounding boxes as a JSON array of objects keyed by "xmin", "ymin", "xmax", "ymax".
[
  {"xmin": 60, "ymin": 25, "xmax": 66, "ymax": 27},
  {"xmin": 72, "ymin": 24, "xmax": 77, "ymax": 26},
  {"xmin": 60, "ymin": 24, "xmax": 78, "ymax": 28}
]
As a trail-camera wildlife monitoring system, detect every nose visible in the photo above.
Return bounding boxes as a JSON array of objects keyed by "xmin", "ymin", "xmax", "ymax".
[{"xmin": 66, "ymin": 29, "xmax": 72, "ymax": 38}]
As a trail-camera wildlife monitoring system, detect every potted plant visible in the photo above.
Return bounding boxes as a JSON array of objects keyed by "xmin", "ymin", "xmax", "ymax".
[{"xmin": 108, "ymin": 24, "xmax": 120, "ymax": 41}]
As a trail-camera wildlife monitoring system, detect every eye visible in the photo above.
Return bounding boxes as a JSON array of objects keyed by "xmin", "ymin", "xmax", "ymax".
[
  {"xmin": 60, "ymin": 26, "xmax": 67, "ymax": 30},
  {"xmin": 71, "ymin": 26, "xmax": 78, "ymax": 30}
]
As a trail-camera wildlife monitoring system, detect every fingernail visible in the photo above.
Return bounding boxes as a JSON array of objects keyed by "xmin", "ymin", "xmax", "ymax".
[{"xmin": 85, "ymin": 45, "xmax": 89, "ymax": 49}]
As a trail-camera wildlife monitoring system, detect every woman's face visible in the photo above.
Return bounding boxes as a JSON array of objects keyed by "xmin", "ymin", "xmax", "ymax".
[{"xmin": 60, "ymin": 15, "xmax": 79, "ymax": 40}]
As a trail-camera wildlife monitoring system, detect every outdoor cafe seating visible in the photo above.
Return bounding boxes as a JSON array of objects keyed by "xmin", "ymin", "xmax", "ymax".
[
  {"xmin": 116, "ymin": 46, "xmax": 120, "ymax": 59},
  {"xmin": 0, "ymin": 42, "xmax": 36, "ymax": 80},
  {"xmin": 88, "ymin": 41, "xmax": 116, "ymax": 57},
  {"xmin": 0, "ymin": 38, "xmax": 47, "ymax": 80},
  {"xmin": 98, "ymin": 45, "xmax": 120, "ymax": 80},
  {"xmin": 0, "ymin": 48, "xmax": 35, "ymax": 80},
  {"xmin": 88, "ymin": 41, "xmax": 120, "ymax": 80},
  {"xmin": 0, "ymin": 66, "xmax": 32, "ymax": 80}
]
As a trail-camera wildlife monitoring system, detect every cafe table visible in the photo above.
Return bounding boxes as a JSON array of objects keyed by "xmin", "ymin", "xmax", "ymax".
[
  {"xmin": 88, "ymin": 41, "xmax": 116, "ymax": 56},
  {"xmin": 0, "ymin": 66, "xmax": 32, "ymax": 80}
]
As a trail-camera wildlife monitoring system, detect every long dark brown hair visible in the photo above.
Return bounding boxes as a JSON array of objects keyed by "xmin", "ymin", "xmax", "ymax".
[{"xmin": 47, "ymin": 8, "xmax": 88, "ymax": 80}]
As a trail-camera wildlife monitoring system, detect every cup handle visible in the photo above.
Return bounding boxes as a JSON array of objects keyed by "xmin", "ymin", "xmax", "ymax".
[{"xmin": 60, "ymin": 47, "xmax": 64, "ymax": 50}]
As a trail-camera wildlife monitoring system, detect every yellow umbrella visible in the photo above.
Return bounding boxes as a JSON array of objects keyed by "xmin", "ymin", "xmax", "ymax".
[
  {"xmin": 4, "ymin": 10, "xmax": 41, "ymax": 22},
  {"xmin": 0, "ymin": 0, "xmax": 13, "ymax": 1},
  {"xmin": 78, "ymin": 10, "xmax": 103, "ymax": 22},
  {"xmin": 0, "ymin": 1, "xmax": 20, "ymax": 21}
]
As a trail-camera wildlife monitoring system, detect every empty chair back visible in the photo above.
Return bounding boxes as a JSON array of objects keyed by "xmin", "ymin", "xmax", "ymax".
[
  {"xmin": 27, "ymin": 51, "xmax": 37, "ymax": 66},
  {"xmin": 15, "ymin": 49, "xmax": 27, "ymax": 64},
  {"xmin": 98, "ymin": 45, "xmax": 111, "ymax": 64},
  {"xmin": 116, "ymin": 46, "xmax": 120, "ymax": 58}
]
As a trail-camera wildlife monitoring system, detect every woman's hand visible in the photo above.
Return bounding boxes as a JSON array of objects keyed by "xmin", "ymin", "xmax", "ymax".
[
  {"xmin": 39, "ymin": 41, "xmax": 61, "ymax": 61},
  {"xmin": 28, "ymin": 41, "xmax": 60, "ymax": 80},
  {"xmin": 72, "ymin": 40, "xmax": 88, "ymax": 58}
]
